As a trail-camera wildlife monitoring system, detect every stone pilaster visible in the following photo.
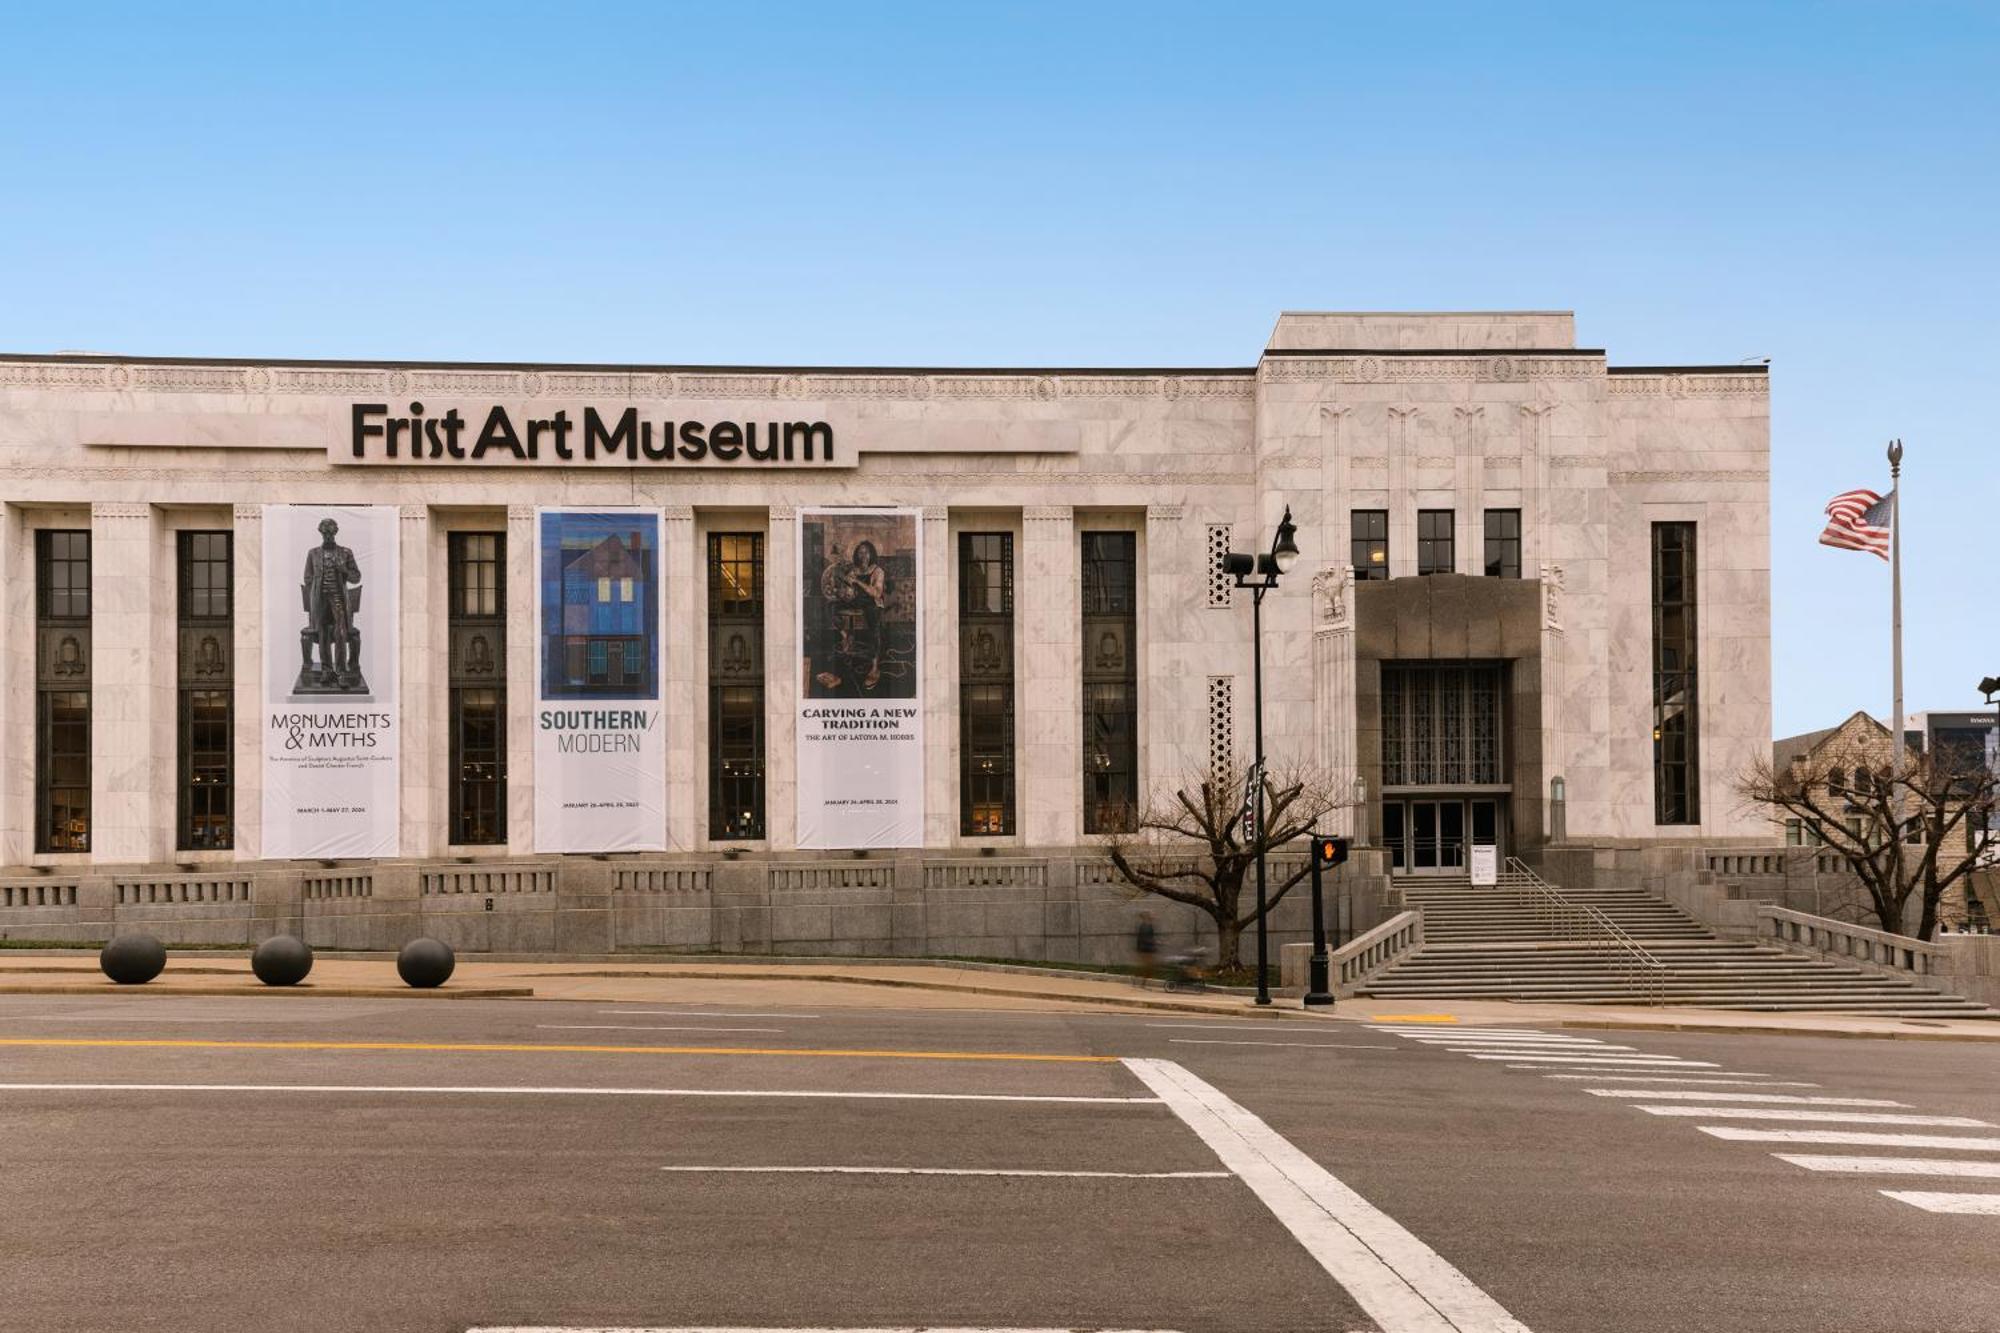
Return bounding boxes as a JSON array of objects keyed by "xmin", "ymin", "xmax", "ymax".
[
  {"xmin": 0, "ymin": 505, "xmax": 21, "ymax": 864},
  {"xmin": 1021, "ymin": 506, "xmax": 1078, "ymax": 846},
  {"xmin": 504, "ymin": 505, "xmax": 536, "ymax": 855},
  {"xmin": 921, "ymin": 506, "xmax": 953, "ymax": 847},
  {"xmin": 89, "ymin": 502, "xmax": 157, "ymax": 863},
  {"xmin": 231, "ymin": 505, "xmax": 263, "ymax": 861},
  {"xmin": 1454, "ymin": 406, "xmax": 1486, "ymax": 575},
  {"xmin": 1539, "ymin": 561, "xmax": 1567, "ymax": 838},
  {"xmin": 661, "ymin": 506, "xmax": 697, "ymax": 851},
  {"xmin": 765, "ymin": 505, "xmax": 798, "ymax": 850},
  {"xmin": 398, "ymin": 505, "xmax": 435, "ymax": 859},
  {"xmin": 1142, "ymin": 504, "xmax": 1187, "ymax": 794},
  {"xmin": 1387, "ymin": 407, "xmax": 1419, "ymax": 577},
  {"xmin": 1312, "ymin": 563, "xmax": 1359, "ymax": 839}
]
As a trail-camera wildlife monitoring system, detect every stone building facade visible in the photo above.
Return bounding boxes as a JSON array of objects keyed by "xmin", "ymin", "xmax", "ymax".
[{"xmin": 0, "ymin": 311, "xmax": 1773, "ymax": 954}]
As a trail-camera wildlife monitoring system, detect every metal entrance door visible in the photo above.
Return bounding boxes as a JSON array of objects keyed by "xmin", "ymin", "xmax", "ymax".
[{"xmin": 1408, "ymin": 799, "xmax": 1466, "ymax": 875}]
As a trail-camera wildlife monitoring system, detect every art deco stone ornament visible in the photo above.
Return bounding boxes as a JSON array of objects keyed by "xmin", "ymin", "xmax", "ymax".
[{"xmin": 296, "ymin": 517, "xmax": 369, "ymax": 695}]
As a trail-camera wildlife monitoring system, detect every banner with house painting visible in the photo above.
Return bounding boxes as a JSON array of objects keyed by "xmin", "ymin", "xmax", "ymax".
[
  {"xmin": 261, "ymin": 504, "xmax": 400, "ymax": 858},
  {"xmin": 797, "ymin": 508, "xmax": 923, "ymax": 848},
  {"xmin": 533, "ymin": 509, "xmax": 666, "ymax": 852}
]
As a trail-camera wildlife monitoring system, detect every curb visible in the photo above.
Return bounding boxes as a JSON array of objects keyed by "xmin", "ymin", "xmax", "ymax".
[
  {"xmin": 1555, "ymin": 1017, "xmax": 2000, "ymax": 1045},
  {"xmin": 0, "ymin": 984, "xmax": 535, "ymax": 1000}
]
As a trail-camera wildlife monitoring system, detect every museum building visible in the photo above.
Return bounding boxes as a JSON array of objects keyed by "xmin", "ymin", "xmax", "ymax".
[{"xmin": 0, "ymin": 311, "xmax": 1773, "ymax": 928}]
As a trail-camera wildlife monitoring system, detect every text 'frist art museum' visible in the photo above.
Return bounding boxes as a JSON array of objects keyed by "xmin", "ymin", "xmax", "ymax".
[{"xmin": 0, "ymin": 311, "xmax": 1772, "ymax": 959}]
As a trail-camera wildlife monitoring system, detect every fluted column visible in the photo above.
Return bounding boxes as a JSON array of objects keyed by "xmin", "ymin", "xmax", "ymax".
[
  {"xmin": 0, "ymin": 505, "xmax": 22, "ymax": 863},
  {"xmin": 922, "ymin": 506, "xmax": 953, "ymax": 847},
  {"xmin": 1142, "ymin": 504, "xmax": 1187, "ymax": 794},
  {"xmin": 662, "ymin": 506, "xmax": 697, "ymax": 851},
  {"xmin": 398, "ymin": 505, "xmax": 436, "ymax": 859},
  {"xmin": 504, "ymin": 505, "xmax": 536, "ymax": 855},
  {"xmin": 765, "ymin": 505, "xmax": 799, "ymax": 850},
  {"xmin": 230, "ymin": 506, "xmax": 263, "ymax": 861},
  {"xmin": 90, "ymin": 502, "xmax": 160, "ymax": 863},
  {"xmin": 1312, "ymin": 563, "xmax": 1358, "ymax": 839},
  {"xmin": 1021, "ymin": 506, "xmax": 1078, "ymax": 847}
]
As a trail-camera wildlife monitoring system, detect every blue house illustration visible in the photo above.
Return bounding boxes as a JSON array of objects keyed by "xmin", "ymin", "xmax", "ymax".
[{"xmin": 553, "ymin": 531, "xmax": 652, "ymax": 694}]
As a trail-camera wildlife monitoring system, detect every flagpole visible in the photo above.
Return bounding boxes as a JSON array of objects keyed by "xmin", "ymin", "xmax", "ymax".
[{"xmin": 1889, "ymin": 439, "xmax": 1905, "ymax": 787}]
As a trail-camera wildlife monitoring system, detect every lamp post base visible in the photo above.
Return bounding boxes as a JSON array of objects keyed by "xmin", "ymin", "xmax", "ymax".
[{"xmin": 1304, "ymin": 951, "xmax": 1335, "ymax": 1007}]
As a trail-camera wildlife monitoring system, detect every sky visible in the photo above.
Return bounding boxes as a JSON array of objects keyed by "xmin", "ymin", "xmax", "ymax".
[{"xmin": 2, "ymin": 1, "xmax": 1995, "ymax": 738}]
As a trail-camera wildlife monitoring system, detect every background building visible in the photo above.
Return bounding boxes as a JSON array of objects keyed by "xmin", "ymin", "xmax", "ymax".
[{"xmin": 0, "ymin": 310, "xmax": 1774, "ymax": 954}]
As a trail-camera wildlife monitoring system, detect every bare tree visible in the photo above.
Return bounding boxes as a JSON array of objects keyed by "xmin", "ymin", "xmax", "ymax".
[
  {"xmin": 1105, "ymin": 759, "xmax": 1348, "ymax": 969},
  {"xmin": 1739, "ymin": 739, "xmax": 1999, "ymax": 940}
]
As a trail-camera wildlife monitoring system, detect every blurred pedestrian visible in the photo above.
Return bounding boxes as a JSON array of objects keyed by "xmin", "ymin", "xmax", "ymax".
[{"xmin": 1133, "ymin": 911, "xmax": 1159, "ymax": 986}]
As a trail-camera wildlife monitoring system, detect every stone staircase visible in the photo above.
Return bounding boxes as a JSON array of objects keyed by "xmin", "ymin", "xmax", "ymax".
[{"xmin": 1357, "ymin": 877, "xmax": 1997, "ymax": 1016}]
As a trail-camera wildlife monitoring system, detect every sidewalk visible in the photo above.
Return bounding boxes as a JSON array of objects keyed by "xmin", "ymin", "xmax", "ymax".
[{"xmin": 5, "ymin": 953, "xmax": 1999, "ymax": 1039}]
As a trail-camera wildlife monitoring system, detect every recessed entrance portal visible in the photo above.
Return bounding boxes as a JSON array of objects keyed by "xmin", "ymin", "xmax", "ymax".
[
  {"xmin": 1382, "ymin": 795, "xmax": 1506, "ymax": 876},
  {"xmin": 1378, "ymin": 661, "xmax": 1509, "ymax": 876}
]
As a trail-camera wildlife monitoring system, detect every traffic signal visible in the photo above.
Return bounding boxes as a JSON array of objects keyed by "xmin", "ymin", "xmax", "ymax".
[{"xmin": 1313, "ymin": 834, "xmax": 1349, "ymax": 868}]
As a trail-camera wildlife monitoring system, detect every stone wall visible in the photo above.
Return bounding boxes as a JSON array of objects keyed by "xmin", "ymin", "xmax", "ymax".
[{"xmin": 0, "ymin": 848, "xmax": 1394, "ymax": 966}]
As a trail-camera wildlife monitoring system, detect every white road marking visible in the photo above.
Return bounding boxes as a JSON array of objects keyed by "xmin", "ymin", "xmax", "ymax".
[
  {"xmin": 1126, "ymin": 1057, "xmax": 1531, "ymax": 1333},
  {"xmin": 1700, "ymin": 1127, "xmax": 2000, "ymax": 1151},
  {"xmin": 1369, "ymin": 1026, "xmax": 1549, "ymax": 1034},
  {"xmin": 658, "ymin": 1165, "xmax": 1233, "ymax": 1179},
  {"xmin": 1585, "ymin": 1090, "xmax": 1906, "ymax": 1107},
  {"xmin": 1149, "ymin": 1022, "xmax": 1360, "ymax": 1033},
  {"xmin": 1399, "ymin": 1034, "xmax": 1610, "ymax": 1044},
  {"xmin": 601, "ymin": 1009, "xmax": 824, "ymax": 1019},
  {"xmin": 1168, "ymin": 1040, "xmax": 1398, "ymax": 1050},
  {"xmin": 0, "ymin": 1083, "xmax": 1162, "ymax": 1106},
  {"xmin": 1540, "ymin": 1074, "xmax": 1801, "ymax": 1085},
  {"xmin": 1643, "ymin": 1106, "xmax": 1989, "ymax": 1127},
  {"xmin": 536, "ymin": 1025, "xmax": 788, "ymax": 1034},
  {"xmin": 470, "ymin": 1326, "xmax": 1192, "ymax": 1332},
  {"xmin": 1879, "ymin": 1191, "xmax": 2000, "ymax": 1214},
  {"xmin": 1433, "ymin": 1043, "xmax": 1638, "ymax": 1053},
  {"xmin": 1467, "ymin": 1054, "xmax": 1713, "ymax": 1066},
  {"xmin": 1776, "ymin": 1155, "xmax": 2000, "ymax": 1178}
]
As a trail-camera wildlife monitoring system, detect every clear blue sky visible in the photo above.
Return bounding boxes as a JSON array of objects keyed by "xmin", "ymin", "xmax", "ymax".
[{"xmin": 3, "ymin": 2, "xmax": 1995, "ymax": 738}]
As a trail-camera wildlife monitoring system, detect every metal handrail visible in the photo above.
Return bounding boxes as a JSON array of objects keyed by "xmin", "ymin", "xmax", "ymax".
[{"xmin": 1501, "ymin": 856, "xmax": 1670, "ymax": 1003}]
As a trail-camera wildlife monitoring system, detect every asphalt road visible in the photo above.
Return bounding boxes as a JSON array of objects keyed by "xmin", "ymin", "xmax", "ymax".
[{"xmin": 0, "ymin": 993, "xmax": 1995, "ymax": 1333}]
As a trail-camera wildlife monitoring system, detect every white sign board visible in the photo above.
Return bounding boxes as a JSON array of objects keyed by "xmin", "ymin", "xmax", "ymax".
[
  {"xmin": 261, "ymin": 504, "xmax": 400, "ymax": 858},
  {"xmin": 532, "ymin": 509, "xmax": 667, "ymax": 852},
  {"xmin": 1470, "ymin": 844, "xmax": 1499, "ymax": 887},
  {"xmin": 797, "ymin": 508, "xmax": 924, "ymax": 848}
]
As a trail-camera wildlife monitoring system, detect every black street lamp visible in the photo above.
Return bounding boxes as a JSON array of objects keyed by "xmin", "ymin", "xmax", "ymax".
[{"xmin": 1224, "ymin": 505, "xmax": 1300, "ymax": 1006}]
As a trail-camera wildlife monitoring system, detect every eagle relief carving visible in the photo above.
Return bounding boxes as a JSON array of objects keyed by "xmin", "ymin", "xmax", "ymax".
[
  {"xmin": 1312, "ymin": 565, "xmax": 1353, "ymax": 630},
  {"xmin": 1542, "ymin": 563, "xmax": 1565, "ymax": 631}
]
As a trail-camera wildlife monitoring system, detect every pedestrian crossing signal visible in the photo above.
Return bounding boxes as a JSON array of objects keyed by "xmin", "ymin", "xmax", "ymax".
[{"xmin": 1314, "ymin": 835, "xmax": 1349, "ymax": 868}]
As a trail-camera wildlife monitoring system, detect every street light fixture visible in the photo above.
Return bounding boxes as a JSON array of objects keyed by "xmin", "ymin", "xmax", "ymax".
[{"xmin": 1225, "ymin": 505, "xmax": 1299, "ymax": 1007}]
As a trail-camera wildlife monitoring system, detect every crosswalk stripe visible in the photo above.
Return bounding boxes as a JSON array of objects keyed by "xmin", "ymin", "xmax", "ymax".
[
  {"xmin": 1700, "ymin": 1128, "xmax": 2000, "ymax": 1151},
  {"xmin": 1586, "ymin": 1090, "xmax": 1905, "ymax": 1107},
  {"xmin": 1879, "ymin": 1191, "xmax": 2000, "ymax": 1214},
  {"xmin": 1775, "ymin": 1155, "xmax": 2000, "ymax": 1178},
  {"xmin": 1542, "ymin": 1074, "xmax": 1808, "ymax": 1086},
  {"xmin": 1468, "ymin": 1054, "xmax": 1716, "ymax": 1066},
  {"xmin": 1370, "ymin": 1028, "xmax": 1551, "ymax": 1037},
  {"xmin": 1643, "ymin": 1107, "xmax": 1989, "ymax": 1127}
]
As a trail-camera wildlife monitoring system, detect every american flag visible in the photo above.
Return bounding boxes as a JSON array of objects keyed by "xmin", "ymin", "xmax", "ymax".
[{"xmin": 1820, "ymin": 488, "xmax": 1892, "ymax": 560}]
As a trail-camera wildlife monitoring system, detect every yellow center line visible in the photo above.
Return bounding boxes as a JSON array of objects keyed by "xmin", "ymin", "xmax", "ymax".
[{"xmin": 0, "ymin": 1037, "xmax": 1116, "ymax": 1064}]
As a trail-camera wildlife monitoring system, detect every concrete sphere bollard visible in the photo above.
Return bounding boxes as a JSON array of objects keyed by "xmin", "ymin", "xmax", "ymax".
[
  {"xmin": 397, "ymin": 937, "xmax": 455, "ymax": 989},
  {"xmin": 250, "ymin": 934, "xmax": 314, "ymax": 987},
  {"xmin": 99, "ymin": 933, "xmax": 167, "ymax": 985}
]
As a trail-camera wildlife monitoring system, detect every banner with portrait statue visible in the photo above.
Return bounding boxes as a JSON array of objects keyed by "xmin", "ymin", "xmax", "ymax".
[
  {"xmin": 533, "ymin": 509, "xmax": 667, "ymax": 852},
  {"xmin": 797, "ymin": 507, "xmax": 923, "ymax": 848},
  {"xmin": 261, "ymin": 504, "xmax": 401, "ymax": 858}
]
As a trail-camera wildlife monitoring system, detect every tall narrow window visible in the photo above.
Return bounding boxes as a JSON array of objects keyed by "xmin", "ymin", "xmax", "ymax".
[
  {"xmin": 1417, "ymin": 509, "xmax": 1455, "ymax": 575},
  {"xmin": 959, "ymin": 532, "xmax": 1015, "ymax": 835},
  {"xmin": 1652, "ymin": 521, "xmax": 1699, "ymax": 824},
  {"xmin": 1082, "ymin": 531, "xmax": 1137, "ymax": 834},
  {"xmin": 1351, "ymin": 510, "xmax": 1388, "ymax": 580},
  {"xmin": 35, "ymin": 530, "xmax": 90, "ymax": 853},
  {"xmin": 1483, "ymin": 509, "xmax": 1521, "ymax": 578},
  {"xmin": 708, "ymin": 532, "xmax": 765, "ymax": 840},
  {"xmin": 448, "ymin": 532, "xmax": 506, "ymax": 845},
  {"xmin": 176, "ymin": 531, "xmax": 233, "ymax": 849}
]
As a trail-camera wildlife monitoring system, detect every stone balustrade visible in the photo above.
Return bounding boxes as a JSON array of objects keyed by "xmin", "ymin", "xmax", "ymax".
[{"xmin": 1758, "ymin": 903, "xmax": 1946, "ymax": 976}]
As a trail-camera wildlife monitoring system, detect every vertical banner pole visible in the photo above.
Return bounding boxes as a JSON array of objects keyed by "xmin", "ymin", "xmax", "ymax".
[{"xmin": 1889, "ymin": 439, "xmax": 1905, "ymax": 788}]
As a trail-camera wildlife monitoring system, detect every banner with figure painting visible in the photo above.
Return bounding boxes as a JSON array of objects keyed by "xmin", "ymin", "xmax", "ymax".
[
  {"xmin": 261, "ymin": 504, "xmax": 400, "ymax": 858},
  {"xmin": 533, "ymin": 509, "xmax": 666, "ymax": 852},
  {"xmin": 797, "ymin": 508, "xmax": 923, "ymax": 848}
]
